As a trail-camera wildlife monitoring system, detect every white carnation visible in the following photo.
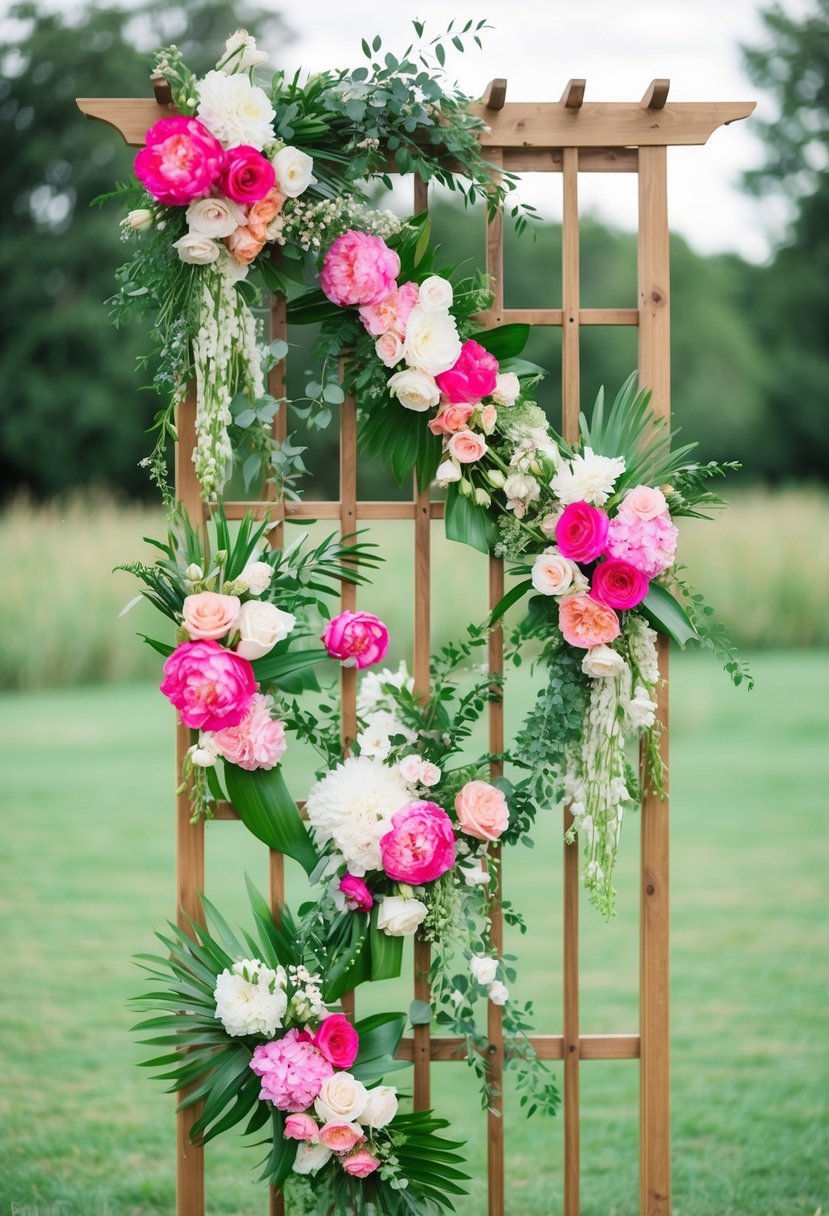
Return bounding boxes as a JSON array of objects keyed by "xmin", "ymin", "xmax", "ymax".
[
  {"xmin": 403, "ymin": 306, "xmax": 462, "ymax": 376},
  {"xmin": 305, "ymin": 755, "xmax": 411, "ymax": 875},
  {"xmin": 197, "ymin": 70, "xmax": 276, "ymax": 150},
  {"xmin": 213, "ymin": 958, "xmax": 287, "ymax": 1037},
  {"xmin": 551, "ymin": 446, "xmax": 626, "ymax": 507}
]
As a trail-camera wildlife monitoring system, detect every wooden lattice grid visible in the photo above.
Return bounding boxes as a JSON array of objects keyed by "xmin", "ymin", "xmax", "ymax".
[{"xmin": 77, "ymin": 80, "xmax": 754, "ymax": 1216}]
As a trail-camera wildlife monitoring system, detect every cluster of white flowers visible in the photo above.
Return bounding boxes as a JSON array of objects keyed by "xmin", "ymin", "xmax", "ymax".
[
  {"xmin": 387, "ymin": 276, "xmax": 461, "ymax": 411},
  {"xmin": 355, "ymin": 710, "xmax": 417, "ymax": 761},
  {"xmin": 551, "ymin": 446, "xmax": 626, "ymax": 507},
  {"xmin": 279, "ymin": 196, "xmax": 401, "ymax": 252},
  {"xmin": 469, "ymin": 954, "xmax": 508, "ymax": 1005},
  {"xmin": 286, "ymin": 963, "xmax": 327, "ymax": 1023},
  {"xmin": 305, "ymin": 755, "xmax": 411, "ymax": 875},
  {"xmin": 213, "ymin": 958, "xmax": 288, "ymax": 1037},
  {"xmin": 357, "ymin": 662, "xmax": 415, "ymax": 718}
]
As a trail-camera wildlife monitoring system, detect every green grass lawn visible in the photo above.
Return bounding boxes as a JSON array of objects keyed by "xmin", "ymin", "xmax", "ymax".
[{"xmin": 1, "ymin": 652, "xmax": 827, "ymax": 1215}]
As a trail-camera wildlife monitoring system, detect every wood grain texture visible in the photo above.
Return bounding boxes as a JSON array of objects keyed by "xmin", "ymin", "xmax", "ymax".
[
  {"xmin": 396, "ymin": 1033, "xmax": 641, "ymax": 1062},
  {"xmin": 560, "ymin": 79, "xmax": 586, "ymax": 110},
  {"xmin": 642, "ymin": 79, "xmax": 671, "ymax": 111},
  {"xmin": 562, "ymin": 148, "xmax": 581, "ymax": 442}
]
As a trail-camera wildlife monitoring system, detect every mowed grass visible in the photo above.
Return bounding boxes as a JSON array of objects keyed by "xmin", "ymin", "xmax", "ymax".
[{"xmin": 1, "ymin": 652, "xmax": 827, "ymax": 1215}]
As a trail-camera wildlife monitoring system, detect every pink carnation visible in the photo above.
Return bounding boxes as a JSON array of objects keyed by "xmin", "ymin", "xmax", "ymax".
[
  {"xmin": 342, "ymin": 1148, "xmax": 381, "ymax": 1177},
  {"xmin": 380, "ymin": 801, "xmax": 456, "ymax": 885},
  {"xmin": 558, "ymin": 594, "xmax": 621, "ymax": 649},
  {"xmin": 590, "ymin": 558, "xmax": 649, "ymax": 610},
  {"xmin": 284, "ymin": 1113, "xmax": 319, "ymax": 1141},
  {"xmin": 322, "ymin": 611, "xmax": 389, "ymax": 670},
  {"xmin": 160, "ymin": 640, "xmax": 256, "ymax": 732},
  {"xmin": 339, "ymin": 873, "xmax": 374, "ymax": 912},
  {"xmin": 555, "ymin": 501, "xmax": 610, "ymax": 563},
  {"xmin": 134, "ymin": 116, "xmax": 224, "ymax": 206},
  {"xmin": 313, "ymin": 1014, "xmax": 360, "ymax": 1069},
  {"xmin": 606, "ymin": 510, "xmax": 678, "ymax": 578},
  {"xmin": 209, "ymin": 693, "xmax": 286, "ymax": 771},
  {"xmin": 320, "ymin": 231, "xmax": 401, "ymax": 308},
  {"xmin": 359, "ymin": 281, "xmax": 419, "ymax": 337},
  {"xmin": 250, "ymin": 1030, "xmax": 334, "ymax": 1112},
  {"xmin": 435, "ymin": 339, "xmax": 499, "ymax": 404},
  {"xmin": 220, "ymin": 144, "xmax": 276, "ymax": 203}
]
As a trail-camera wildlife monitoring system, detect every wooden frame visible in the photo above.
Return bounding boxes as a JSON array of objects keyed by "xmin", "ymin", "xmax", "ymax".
[{"xmin": 78, "ymin": 80, "xmax": 753, "ymax": 1216}]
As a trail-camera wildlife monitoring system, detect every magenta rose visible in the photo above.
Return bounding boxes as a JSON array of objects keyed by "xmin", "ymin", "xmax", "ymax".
[
  {"xmin": 555, "ymin": 501, "xmax": 610, "ymax": 563},
  {"xmin": 160, "ymin": 640, "xmax": 256, "ymax": 732},
  {"xmin": 590, "ymin": 558, "xmax": 649, "ymax": 610},
  {"xmin": 435, "ymin": 339, "xmax": 499, "ymax": 404},
  {"xmin": 220, "ymin": 144, "xmax": 276, "ymax": 204},
  {"xmin": 380, "ymin": 801, "xmax": 456, "ymax": 885},
  {"xmin": 320, "ymin": 231, "xmax": 401, "ymax": 307},
  {"xmin": 322, "ymin": 611, "xmax": 389, "ymax": 670},
  {"xmin": 313, "ymin": 1014, "xmax": 360, "ymax": 1069},
  {"xmin": 250, "ymin": 1030, "xmax": 333, "ymax": 1112},
  {"xmin": 339, "ymin": 873, "xmax": 374, "ymax": 912},
  {"xmin": 134, "ymin": 116, "xmax": 224, "ymax": 206}
]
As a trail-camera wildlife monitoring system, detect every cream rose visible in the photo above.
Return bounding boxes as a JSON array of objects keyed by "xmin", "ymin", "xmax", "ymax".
[
  {"xmin": 273, "ymin": 146, "xmax": 316, "ymax": 198},
  {"xmin": 377, "ymin": 894, "xmax": 428, "ymax": 937},
  {"xmin": 360, "ymin": 1085, "xmax": 398, "ymax": 1129},
  {"xmin": 492, "ymin": 371, "xmax": 520, "ymax": 406},
  {"xmin": 185, "ymin": 196, "xmax": 246, "ymax": 238},
  {"xmin": 292, "ymin": 1141, "xmax": 332, "ymax": 1175},
  {"xmin": 581, "ymin": 644, "xmax": 626, "ymax": 679},
  {"xmin": 402, "ymin": 306, "xmax": 462, "ymax": 376},
  {"xmin": 314, "ymin": 1072, "xmax": 369, "ymax": 1124},
  {"xmin": 182, "ymin": 591, "xmax": 240, "ymax": 640},
  {"xmin": 621, "ymin": 484, "xmax": 669, "ymax": 521},
  {"xmin": 398, "ymin": 755, "xmax": 423, "ymax": 784},
  {"xmin": 488, "ymin": 980, "xmax": 509, "ymax": 1006},
  {"xmin": 417, "ymin": 275, "xmax": 454, "ymax": 311},
  {"xmin": 447, "ymin": 430, "xmax": 487, "ymax": 464},
  {"xmin": 469, "ymin": 955, "xmax": 498, "ymax": 986},
  {"xmin": 388, "ymin": 368, "xmax": 441, "ymax": 413},
  {"xmin": 237, "ymin": 560, "xmax": 273, "ymax": 595},
  {"xmin": 375, "ymin": 332, "xmax": 404, "ymax": 368},
  {"xmin": 540, "ymin": 511, "xmax": 562, "ymax": 539},
  {"xmin": 420, "ymin": 761, "xmax": 441, "ymax": 786},
  {"xmin": 172, "ymin": 233, "xmax": 220, "ymax": 265},
  {"xmin": 531, "ymin": 547, "xmax": 576, "ymax": 597},
  {"xmin": 503, "ymin": 471, "xmax": 539, "ymax": 503},
  {"xmin": 235, "ymin": 601, "xmax": 296, "ymax": 660}
]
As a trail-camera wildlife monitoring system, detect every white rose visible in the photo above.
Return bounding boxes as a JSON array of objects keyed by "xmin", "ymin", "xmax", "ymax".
[
  {"xmin": 492, "ymin": 372, "xmax": 520, "ymax": 406},
  {"xmin": 186, "ymin": 196, "xmax": 246, "ymax": 238},
  {"xmin": 314, "ymin": 1072, "xmax": 369, "ymax": 1124},
  {"xmin": 197, "ymin": 70, "xmax": 276, "ymax": 150},
  {"xmin": 237, "ymin": 560, "xmax": 273, "ymax": 595},
  {"xmin": 388, "ymin": 368, "xmax": 441, "ymax": 413},
  {"xmin": 172, "ymin": 233, "xmax": 220, "ymax": 266},
  {"xmin": 403, "ymin": 306, "xmax": 462, "ymax": 376},
  {"xmin": 398, "ymin": 754, "xmax": 423, "ymax": 784},
  {"xmin": 273, "ymin": 146, "xmax": 316, "ymax": 198},
  {"xmin": 417, "ymin": 275, "xmax": 454, "ymax": 311},
  {"xmin": 488, "ymin": 980, "xmax": 509, "ymax": 1006},
  {"xmin": 469, "ymin": 955, "xmax": 499, "ymax": 986},
  {"xmin": 360, "ymin": 1085, "xmax": 398, "ymax": 1129},
  {"xmin": 127, "ymin": 208, "xmax": 153, "ymax": 232},
  {"xmin": 377, "ymin": 894, "xmax": 428, "ymax": 937},
  {"xmin": 582, "ymin": 644, "xmax": 626, "ymax": 679},
  {"xmin": 419, "ymin": 761, "xmax": 441, "ymax": 787},
  {"xmin": 292, "ymin": 1141, "xmax": 332, "ymax": 1175},
  {"xmin": 235, "ymin": 600, "xmax": 296, "ymax": 660},
  {"xmin": 221, "ymin": 28, "xmax": 269, "ymax": 73},
  {"xmin": 375, "ymin": 332, "xmax": 404, "ymax": 368},
  {"xmin": 435, "ymin": 459, "xmax": 461, "ymax": 487},
  {"xmin": 531, "ymin": 547, "xmax": 575, "ymax": 597}
]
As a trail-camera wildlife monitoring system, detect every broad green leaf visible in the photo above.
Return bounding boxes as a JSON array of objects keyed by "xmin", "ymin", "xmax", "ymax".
[
  {"xmin": 444, "ymin": 484, "xmax": 498, "ymax": 554},
  {"xmin": 250, "ymin": 645, "xmax": 329, "ymax": 688},
  {"xmin": 369, "ymin": 905, "xmax": 404, "ymax": 981},
  {"xmin": 489, "ymin": 578, "xmax": 533, "ymax": 625},
  {"xmin": 409, "ymin": 999, "xmax": 433, "ymax": 1026},
  {"xmin": 640, "ymin": 583, "xmax": 698, "ymax": 648},
  {"xmin": 224, "ymin": 765, "xmax": 319, "ymax": 874},
  {"xmin": 470, "ymin": 323, "xmax": 530, "ymax": 360}
]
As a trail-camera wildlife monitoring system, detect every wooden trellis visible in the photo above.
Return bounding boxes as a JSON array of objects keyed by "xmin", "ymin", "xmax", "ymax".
[{"xmin": 78, "ymin": 77, "xmax": 753, "ymax": 1216}]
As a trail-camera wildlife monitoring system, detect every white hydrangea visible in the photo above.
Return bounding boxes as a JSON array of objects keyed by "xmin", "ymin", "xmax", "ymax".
[
  {"xmin": 357, "ymin": 662, "xmax": 415, "ymax": 717},
  {"xmin": 551, "ymin": 447, "xmax": 626, "ymax": 506},
  {"xmin": 305, "ymin": 756, "xmax": 412, "ymax": 875},
  {"xmin": 197, "ymin": 70, "xmax": 276, "ymax": 150},
  {"xmin": 213, "ymin": 958, "xmax": 287, "ymax": 1037}
]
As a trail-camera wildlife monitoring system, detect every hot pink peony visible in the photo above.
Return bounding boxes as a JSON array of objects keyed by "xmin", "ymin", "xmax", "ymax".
[
  {"xmin": 558, "ymin": 594, "xmax": 621, "ymax": 649},
  {"xmin": 284, "ymin": 1113, "xmax": 319, "ymax": 1141},
  {"xmin": 313, "ymin": 1014, "xmax": 360, "ymax": 1069},
  {"xmin": 220, "ymin": 144, "xmax": 276, "ymax": 203},
  {"xmin": 590, "ymin": 558, "xmax": 649, "ymax": 610},
  {"xmin": 320, "ymin": 231, "xmax": 401, "ymax": 308},
  {"xmin": 455, "ymin": 780, "xmax": 510, "ymax": 841},
  {"xmin": 605, "ymin": 509, "xmax": 678, "ymax": 579},
  {"xmin": 339, "ymin": 873, "xmax": 374, "ymax": 912},
  {"xmin": 435, "ymin": 339, "xmax": 499, "ymax": 404},
  {"xmin": 427, "ymin": 401, "xmax": 474, "ymax": 437},
  {"xmin": 380, "ymin": 801, "xmax": 456, "ymax": 885},
  {"xmin": 322, "ymin": 611, "xmax": 389, "ymax": 670},
  {"xmin": 342, "ymin": 1148, "xmax": 381, "ymax": 1177},
  {"xmin": 250, "ymin": 1030, "xmax": 334, "ymax": 1112},
  {"xmin": 555, "ymin": 501, "xmax": 610, "ymax": 563},
  {"xmin": 359, "ymin": 281, "xmax": 419, "ymax": 337},
  {"xmin": 209, "ymin": 693, "xmax": 286, "ymax": 771},
  {"xmin": 318, "ymin": 1122, "xmax": 364, "ymax": 1153},
  {"xmin": 160, "ymin": 640, "xmax": 256, "ymax": 732},
  {"xmin": 134, "ymin": 116, "xmax": 224, "ymax": 206}
]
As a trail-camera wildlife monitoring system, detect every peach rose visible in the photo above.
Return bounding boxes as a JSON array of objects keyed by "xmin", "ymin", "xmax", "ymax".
[
  {"xmin": 248, "ymin": 186, "xmax": 284, "ymax": 227},
  {"xmin": 621, "ymin": 484, "xmax": 668, "ymax": 521},
  {"xmin": 225, "ymin": 224, "xmax": 266, "ymax": 265},
  {"xmin": 558, "ymin": 594, "xmax": 620, "ymax": 649},
  {"xmin": 317, "ymin": 1122, "xmax": 364, "ymax": 1153},
  {"xmin": 182, "ymin": 591, "xmax": 241, "ymax": 640},
  {"xmin": 455, "ymin": 780, "xmax": 509, "ymax": 841},
  {"xmin": 427, "ymin": 401, "xmax": 474, "ymax": 437},
  {"xmin": 447, "ymin": 429, "xmax": 488, "ymax": 464}
]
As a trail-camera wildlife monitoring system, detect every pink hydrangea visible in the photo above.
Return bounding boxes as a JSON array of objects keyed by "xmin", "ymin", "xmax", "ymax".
[
  {"xmin": 322, "ymin": 611, "xmax": 389, "ymax": 670},
  {"xmin": 250, "ymin": 1030, "xmax": 334, "ymax": 1112},
  {"xmin": 435, "ymin": 339, "xmax": 499, "ymax": 404},
  {"xmin": 160, "ymin": 640, "xmax": 256, "ymax": 732},
  {"xmin": 134, "ymin": 116, "xmax": 224, "ymax": 206},
  {"xmin": 359, "ymin": 281, "xmax": 419, "ymax": 337},
  {"xmin": 209, "ymin": 693, "xmax": 287, "ymax": 771},
  {"xmin": 220, "ymin": 144, "xmax": 276, "ymax": 203},
  {"xmin": 320, "ymin": 231, "xmax": 401, "ymax": 307},
  {"xmin": 380, "ymin": 801, "xmax": 456, "ymax": 885},
  {"xmin": 606, "ymin": 510, "xmax": 678, "ymax": 578}
]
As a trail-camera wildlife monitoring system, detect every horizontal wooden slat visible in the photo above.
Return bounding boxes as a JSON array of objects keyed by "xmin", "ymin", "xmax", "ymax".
[
  {"xmin": 219, "ymin": 500, "xmax": 447, "ymax": 521},
  {"xmin": 472, "ymin": 308, "xmax": 639, "ymax": 327},
  {"xmin": 395, "ymin": 1033, "xmax": 640, "ymax": 1062},
  {"xmin": 502, "ymin": 146, "xmax": 638, "ymax": 172},
  {"xmin": 213, "ymin": 800, "xmax": 306, "ymax": 820}
]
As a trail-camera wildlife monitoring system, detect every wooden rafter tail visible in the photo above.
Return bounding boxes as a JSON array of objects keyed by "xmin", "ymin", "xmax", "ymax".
[
  {"xmin": 75, "ymin": 97, "xmax": 167, "ymax": 146},
  {"xmin": 483, "ymin": 77, "xmax": 507, "ymax": 111},
  {"xmin": 642, "ymin": 78, "xmax": 670, "ymax": 110},
  {"xmin": 560, "ymin": 78, "xmax": 586, "ymax": 110}
]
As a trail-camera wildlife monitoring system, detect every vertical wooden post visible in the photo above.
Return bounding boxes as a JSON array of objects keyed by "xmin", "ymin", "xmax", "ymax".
[
  {"xmin": 637, "ymin": 145, "xmax": 671, "ymax": 1216},
  {"xmin": 339, "ymin": 376, "xmax": 359, "ymax": 1028}
]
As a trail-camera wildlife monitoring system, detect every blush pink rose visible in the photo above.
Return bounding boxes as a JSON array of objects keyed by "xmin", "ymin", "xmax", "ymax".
[
  {"xmin": 320, "ymin": 231, "xmax": 401, "ymax": 308},
  {"xmin": 455, "ymin": 780, "xmax": 510, "ymax": 842},
  {"xmin": 250, "ymin": 1030, "xmax": 334, "ymax": 1112},
  {"xmin": 479, "ymin": 403, "xmax": 497, "ymax": 433},
  {"xmin": 342, "ymin": 1148, "xmax": 381, "ymax": 1177},
  {"xmin": 339, "ymin": 873, "xmax": 374, "ymax": 912},
  {"xmin": 359, "ymin": 281, "xmax": 419, "ymax": 337},
  {"xmin": 220, "ymin": 145, "xmax": 276, "ymax": 203},
  {"xmin": 313, "ymin": 1014, "xmax": 360, "ymax": 1069},
  {"xmin": 209, "ymin": 693, "xmax": 286, "ymax": 771},
  {"xmin": 319, "ymin": 1122, "xmax": 365, "ymax": 1153},
  {"xmin": 427, "ymin": 401, "xmax": 474, "ymax": 437},
  {"xmin": 590, "ymin": 559, "xmax": 649, "ymax": 610},
  {"xmin": 558, "ymin": 594, "xmax": 621, "ymax": 649},
  {"xmin": 225, "ymin": 224, "xmax": 267, "ymax": 265},
  {"xmin": 447, "ymin": 429, "xmax": 488, "ymax": 463},
  {"xmin": 248, "ymin": 185, "xmax": 285, "ymax": 227},
  {"xmin": 605, "ymin": 510, "xmax": 678, "ymax": 579},
  {"xmin": 160, "ymin": 640, "xmax": 256, "ymax": 732},
  {"xmin": 621, "ymin": 484, "xmax": 669, "ymax": 521},
  {"xmin": 134, "ymin": 116, "xmax": 224, "ymax": 205},
  {"xmin": 322, "ymin": 611, "xmax": 389, "ymax": 669},
  {"xmin": 435, "ymin": 339, "xmax": 499, "ymax": 404},
  {"xmin": 380, "ymin": 801, "xmax": 456, "ymax": 885},
  {"xmin": 182, "ymin": 591, "xmax": 240, "ymax": 640},
  {"xmin": 555, "ymin": 501, "xmax": 610, "ymax": 563},
  {"xmin": 284, "ymin": 1113, "xmax": 319, "ymax": 1141}
]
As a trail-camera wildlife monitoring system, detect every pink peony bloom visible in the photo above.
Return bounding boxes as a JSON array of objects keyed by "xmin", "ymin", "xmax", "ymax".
[
  {"xmin": 555, "ymin": 501, "xmax": 610, "ymax": 563},
  {"xmin": 558, "ymin": 594, "xmax": 621, "ymax": 649},
  {"xmin": 209, "ymin": 693, "xmax": 286, "ymax": 771},
  {"xmin": 248, "ymin": 186, "xmax": 284, "ymax": 227},
  {"xmin": 313, "ymin": 1014, "xmax": 360, "ymax": 1069},
  {"xmin": 435, "ymin": 339, "xmax": 499, "ymax": 404},
  {"xmin": 220, "ymin": 144, "xmax": 276, "ymax": 203},
  {"xmin": 605, "ymin": 509, "xmax": 678, "ymax": 579},
  {"xmin": 339, "ymin": 873, "xmax": 374, "ymax": 912},
  {"xmin": 322, "ymin": 611, "xmax": 389, "ymax": 670},
  {"xmin": 250, "ymin": 1030, "xmax": 334, "ymax": 1112},
  {"xmin": 134, "ymin": 116, "xmax": 224, "ymax": 206},
  {"xmin": 342, "ymin": 1148, "xmax": 381, "ymax": 1177},
  {"xmin": 590, "ymin": 558, "xmax": 649, "ymax": 611},
  {"xmin": 427, "ymin": 401, "xmax": 474, "ymax": 437},
  {"xmin": 447, "ymin": 429, "xmax": 488, "ymax": 464},
  {"xmin": 380, "ymin": 801, "xmax": 456, "ymax": 885},
  {"xmin": 225, "ymin": 224, "xmax": 267, "ymax": 265},
  {"xmin": 160, "ymin": 640, "xmax": 256, "ymax": 732},
  {"xmin": 284, "ymin": 1113, "xmax": 320, "ymax": 1141},
  {"xmin": 620, "ymin": 484, "xmax": 669, "ymax": 521},
  {"xmin": 359, "ymin": 281, "xmax": 419, "ymax": 337},
  {"xmin": 182, "ymin": 591, "xmax": 240, "ymax": 640},
  {"xmin": 455, "ymin": 780, "xmax": 510, "ymax": 842},
  {"xmin": 320, "ymin": 231, "xmax": 401, "ymax": 308},
  {"xmin": 318, "ymin": 1122, "xmax": 365, "ymax": 1153}
]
